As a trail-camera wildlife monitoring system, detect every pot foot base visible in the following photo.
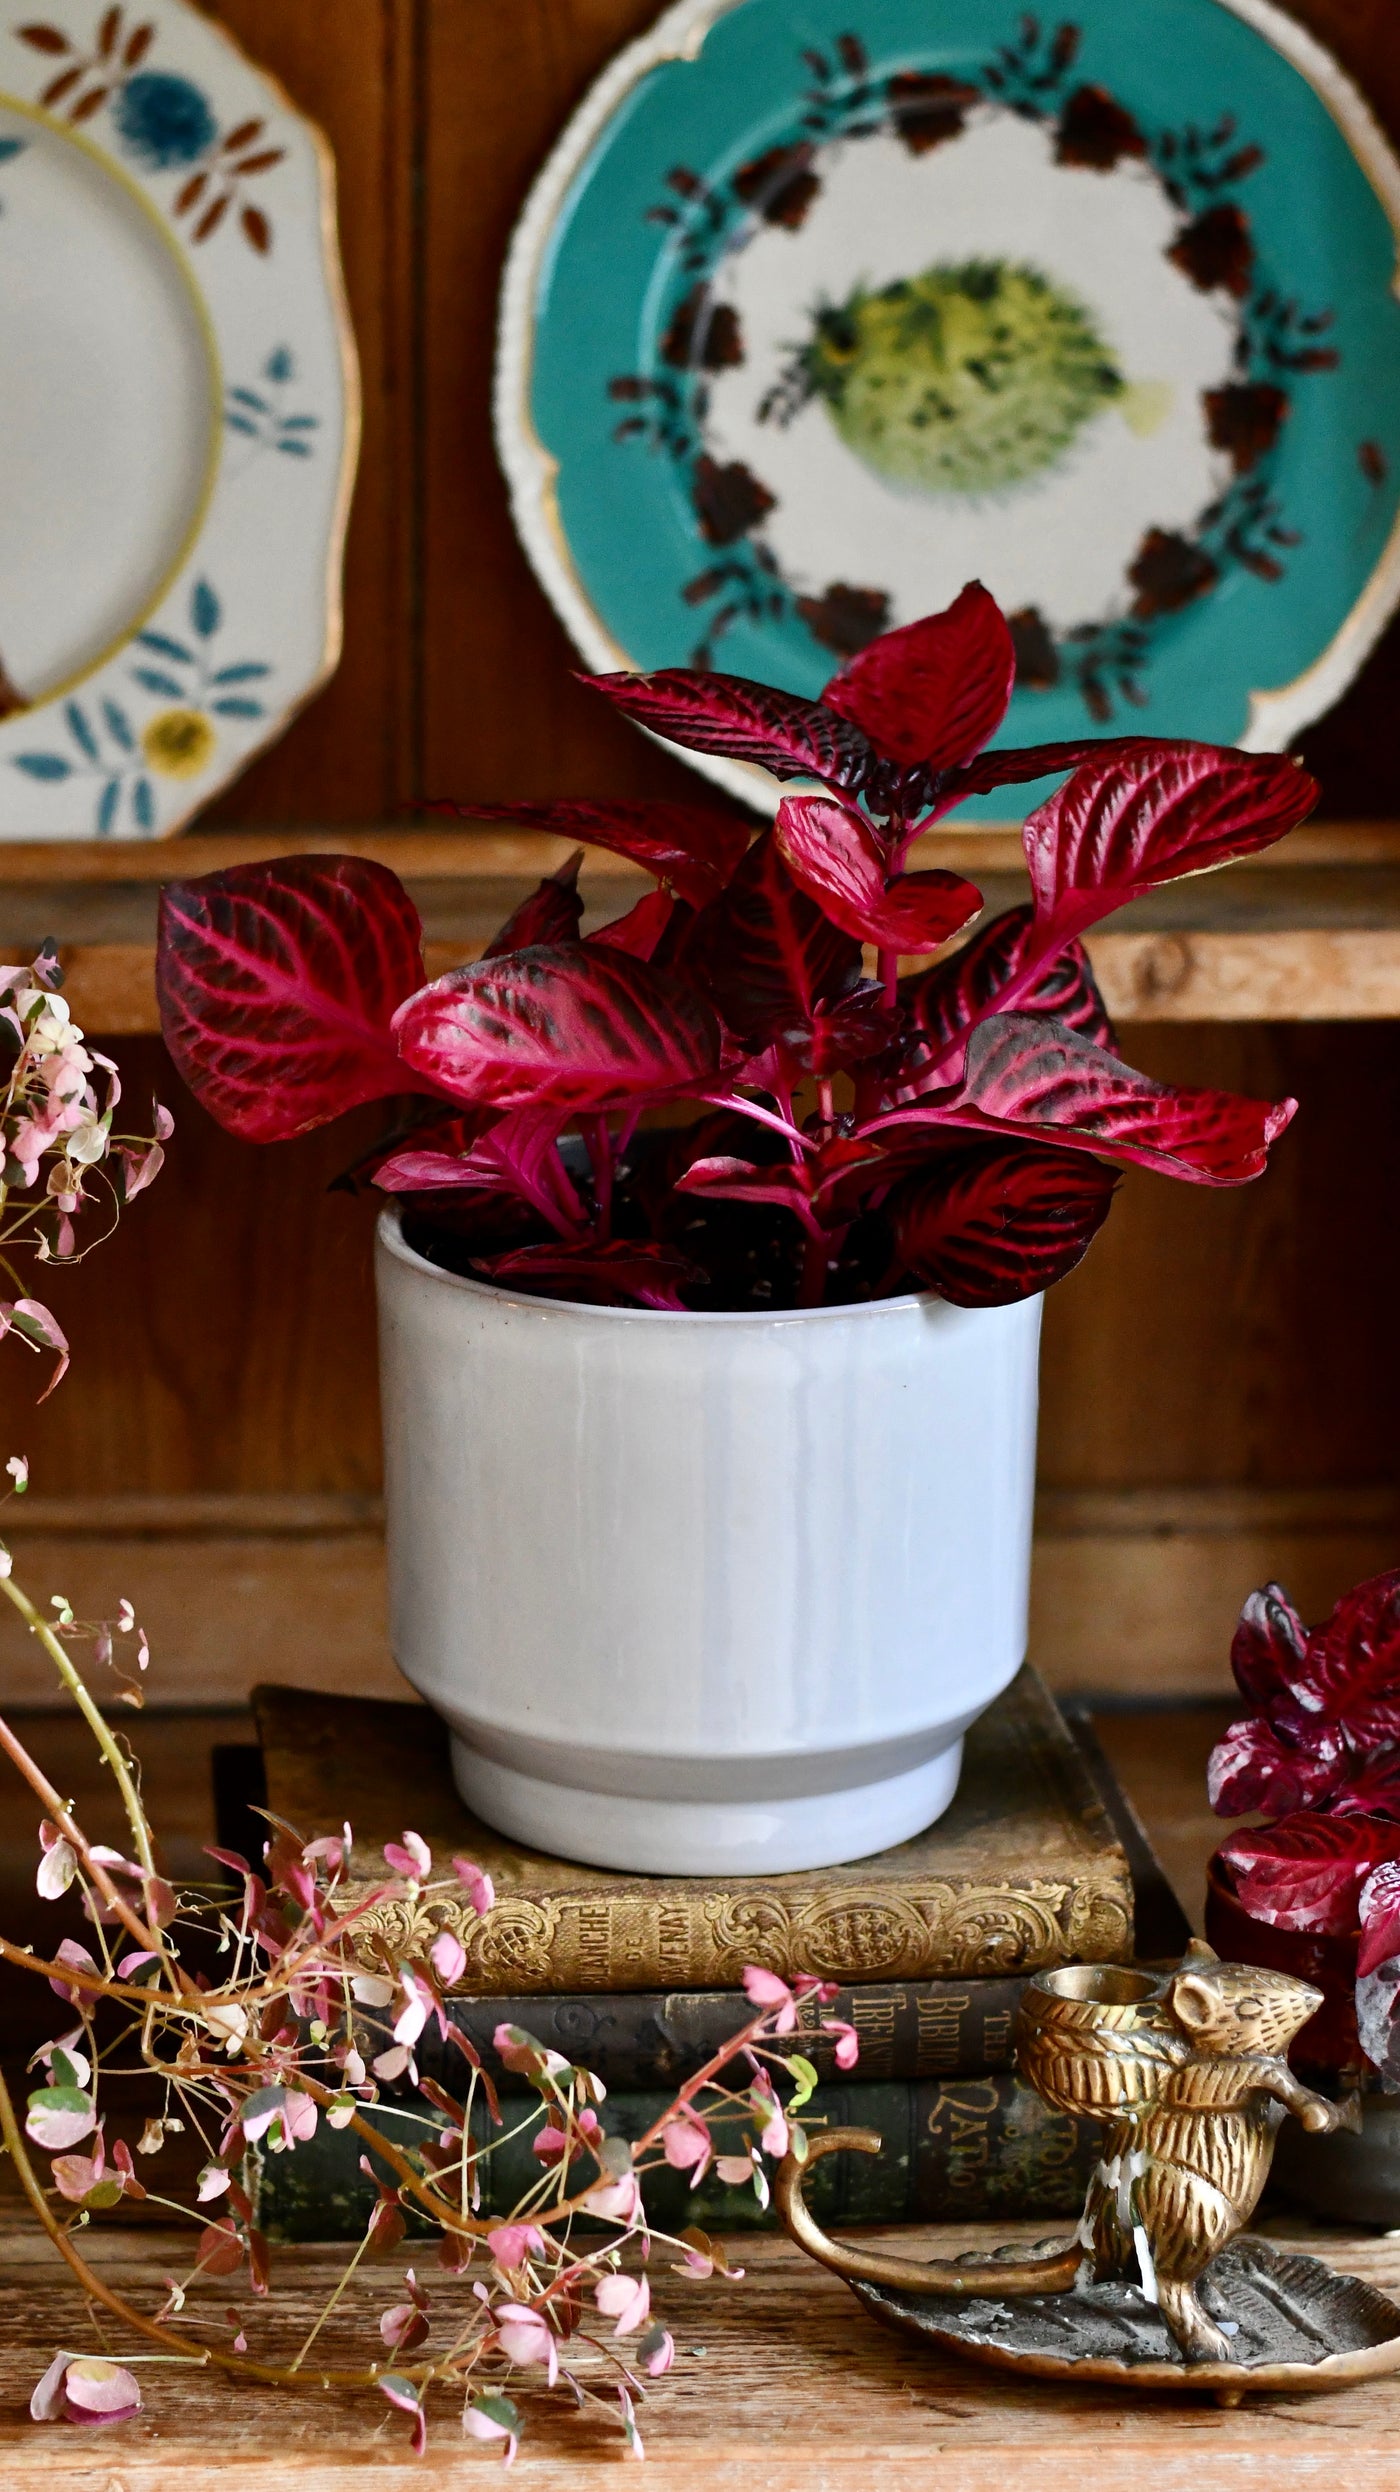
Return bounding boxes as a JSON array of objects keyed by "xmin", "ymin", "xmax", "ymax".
[{"xmin": 447, "ymin": 1739, "xmax": 965, "ymax": 1876}]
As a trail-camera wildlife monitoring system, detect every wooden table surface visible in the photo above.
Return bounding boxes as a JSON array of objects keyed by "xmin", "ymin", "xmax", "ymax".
[
  {"xmin": 1, "ymin": 2219, "xmax": 1398, "ymax": 2488},
  {"xmin": 0, "ymin": 1704, "xmax": 1390, "ymax": 2485}
]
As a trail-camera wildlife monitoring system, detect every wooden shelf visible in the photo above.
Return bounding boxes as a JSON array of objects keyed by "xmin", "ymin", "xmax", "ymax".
[
  {"xmin": 3, "ymin": 1483, "xmax": 1394, "ymax": 1709},
  {"xmin": 4, "ymin": 823, "xmax": 1400, "ymax": 1028}
]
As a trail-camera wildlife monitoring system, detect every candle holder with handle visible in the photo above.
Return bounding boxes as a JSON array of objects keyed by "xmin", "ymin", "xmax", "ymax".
[{"xmin": 775, "ymin": 1942, "xmax": 1400, "ymax": 2404}]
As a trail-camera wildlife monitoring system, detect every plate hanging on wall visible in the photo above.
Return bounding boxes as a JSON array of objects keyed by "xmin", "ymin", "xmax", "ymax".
[
  {"xmin": 0, "ymin": 0, "xmax": 357, "ymax": 838},
  {"xmin": 497, "ymin": 0, "xmax": 1400, "ymax": 817}
]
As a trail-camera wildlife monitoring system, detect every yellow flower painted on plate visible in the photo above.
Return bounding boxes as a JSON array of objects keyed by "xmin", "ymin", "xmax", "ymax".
[{"xmin": 142, "ymin": 708, "xmax": 216, "ymax": 779}]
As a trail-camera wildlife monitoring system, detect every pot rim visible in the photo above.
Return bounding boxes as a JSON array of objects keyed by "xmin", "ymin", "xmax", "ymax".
[{"xmin": 376, "ymin": 1204, "xmax": 1005, "ymax": 1328}]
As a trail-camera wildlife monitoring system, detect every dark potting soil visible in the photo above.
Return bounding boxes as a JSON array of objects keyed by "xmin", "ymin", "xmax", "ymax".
[{"xmin": 397, "ymin": 1127, "xmax": 898, "ymax": 1315}]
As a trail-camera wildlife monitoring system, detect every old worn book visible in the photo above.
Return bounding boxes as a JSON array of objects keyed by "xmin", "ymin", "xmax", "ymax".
[
  {"xmin": 251, "ymin": 1664, "xmax": 1132, "ymax": 1993},
  {"xmin": 251, "ymin": 2073, "xmax": 1100, "ymax": 2243}
]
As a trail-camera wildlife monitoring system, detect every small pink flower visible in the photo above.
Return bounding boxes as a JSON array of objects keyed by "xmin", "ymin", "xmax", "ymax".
[
  {"xmin": 662, "ymin": 2114, "xmax": 712, "ymax": 2181},
  {"xmin": 378, "ymin": 2375, "xmax": 427, "ymax": 2458},
  {"xmin": 430, "ymin": 1929, "xmax": 467, "ymax": 1987},
  {"xmin": 281, "ymin": 2091, "xmax": 318, "ymax": 2146},
  {"xmin": 494, "ymin": 2022, "xmax": 568, "ymax": 2078},
  {"xmin": 384, "ymin": 1829, "xmax": 431, "ymax": 1879},
  {"xmin": 494, "ymin": 2301, "xmax": 558, "ymax": 2383},
  {"xmin": 596, "ymin": 2271, "xmax": 650, "ymax": 2337},
  {"xmin": 463, "ymin": 2395, "xmax": 519, "ymax": 2461},
  {"xmin": 581, "ymin": 2170, "xmax": 641, "ymax": 2224},
  {"xmin": 47, "ymin": 1937, "xmax": 97, "ymax": 2005},
  {"xmin": 821, "ymin": 2017, "xmax": 860, "ymax": 2070},
  {"xmin": 486, "ymin": 2222, "xmax": 545, "ymax": 2270},
  {"xmin": 380, "ymin": 2300, "xmax": 429, "ymax": 2353},
  {"xmin": 393, "ymin": 1970, "xmax": 434, "ymax": 2047},
  {"xmin": 32, "ymin": 2354, "xmax": 142, "ymax": 2427},
  {"xmin": 639, "ymin": 2323, "xmax": 675, "ymax": 2376},
  {"xmin": 742, "ymin": 1963, "xmax": 797, "ymax": 2033},
  {"xmin": 453, "ymin": 1855, "xmax": 496, "ymax": 1915},
  {"xmin": 36, "ymin": 1820, "xmax": 76, "ymax": 1900}
]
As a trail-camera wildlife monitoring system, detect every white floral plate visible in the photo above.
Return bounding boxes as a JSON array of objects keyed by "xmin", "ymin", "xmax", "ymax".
[{"xmin": 0, "ymin": 0, "xmax": 357, "ymax": 837}]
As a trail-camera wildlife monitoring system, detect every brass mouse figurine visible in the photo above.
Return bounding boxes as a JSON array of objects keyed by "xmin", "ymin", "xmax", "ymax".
[{"xmin": 777, "ymin": 1942, "xmax": 1362, "ymax": 2367}]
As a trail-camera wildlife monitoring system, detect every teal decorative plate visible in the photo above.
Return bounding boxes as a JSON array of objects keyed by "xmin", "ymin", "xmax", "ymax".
[{"xmin": 497, "ymin": 0, "xmax": 1400, "ymax": 815}]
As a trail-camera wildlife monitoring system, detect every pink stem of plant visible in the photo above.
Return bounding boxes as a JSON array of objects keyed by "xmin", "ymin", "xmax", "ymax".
[{"xmin": 0, "ymin": 1708, "xmax": 167, "ymax": 1965}]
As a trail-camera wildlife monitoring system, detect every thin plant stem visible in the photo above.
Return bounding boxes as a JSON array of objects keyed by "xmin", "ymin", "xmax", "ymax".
[{"xmin": 0, "ymin": 1578, "xmax": 158, "ymax": 1883}]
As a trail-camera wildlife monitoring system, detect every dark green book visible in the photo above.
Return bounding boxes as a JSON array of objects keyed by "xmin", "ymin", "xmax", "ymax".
[{"xmin": 249, "ymin": 2074, "xmax": 1100, "ymax": 2243}]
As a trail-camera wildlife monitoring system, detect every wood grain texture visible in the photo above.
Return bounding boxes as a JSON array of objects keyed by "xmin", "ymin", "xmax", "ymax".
[
  {"xmin": 0, "ymin": 2220, "xmax": 1398, "ymax": 2485},
  {"xmin": 0, "ymin": 1486, "xmax": 1387, "ymax": 1705},
  {"xmin": 199, "ymin": 0, "xmax": 418, "ymax": 826}
]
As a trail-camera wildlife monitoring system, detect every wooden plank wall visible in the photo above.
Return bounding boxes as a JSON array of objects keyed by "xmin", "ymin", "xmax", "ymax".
[{"xmin": 3, "ymin": 0, "xmax": 1400, "ymax": 1701}]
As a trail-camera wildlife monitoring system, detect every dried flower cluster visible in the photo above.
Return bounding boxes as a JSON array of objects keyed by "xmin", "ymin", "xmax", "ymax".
[
  {"xmin": 0, "ymin": 947, "xmax": 169, "ymax": 1394},
  {"xmin": 3, "ymin": 1577, "xmax": 852, "ymax": 2460}
]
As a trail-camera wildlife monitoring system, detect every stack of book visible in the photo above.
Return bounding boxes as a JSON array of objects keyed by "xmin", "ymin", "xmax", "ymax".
[{"xmin": 220, "ymin": 1669, "xmax": 1184, "ymax": 2241}]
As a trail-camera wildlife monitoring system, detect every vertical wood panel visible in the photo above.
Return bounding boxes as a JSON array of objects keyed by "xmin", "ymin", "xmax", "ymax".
[
  {"xmin": 416, "ymin": 1, "xmax": 733, "ymax": 807},
  {"xmin": 1039, "ymin": 1024, "xmax": 1400, "ymax": 1489},
  {"xmin": 199, "ymin": 0, "xmax": 419, "ymax": 825}
]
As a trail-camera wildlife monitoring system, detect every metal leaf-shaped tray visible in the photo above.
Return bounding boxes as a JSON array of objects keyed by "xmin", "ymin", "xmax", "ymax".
[{"xmin": 855, "ymin": 2236, "xmax": 1400, "ymax": 2402}]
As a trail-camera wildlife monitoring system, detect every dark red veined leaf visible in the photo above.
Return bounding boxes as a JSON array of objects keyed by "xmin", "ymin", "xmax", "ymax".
[
  {"xmin": 579, "ymin": 671, "xmax": 876, "ymax": 793},
  {"xmin": 774, "ymin": 795, "xmax": 980, "ymax": 953},
  {"xmin": 157, "ymin": 857, "xmax": 430, "ymax": 1142},
  {"xmin": 889, "ymin": 1141, "xmax": 1116, "ymax": 1307},
  {"xmin": 904, "ymin": 903, "xmax": 1114, "ymax": 1072},
  {"xmin": 1229, "ymin": 1579, "xmax": 1310, "ymax": 1708},
  {"xmin": 674, "ymin": 1153, "xmax": 820, "ymax": 1231},
  {"xmin": 483, "ymin": 852, "xmax": 583, "ymax": 956},
  {"xmin": 373, "ymin": 1108, "xmax": 586, "ymax": 1237},
  {"xmin": 686, "ymin": 830, "xmax": 863, "ymax": 1074},
  {"xmin": 393, "ymin": 943, "xmax": 721, "ymax": 1111},
  {"xmin": 1219, "ymin": 1811, "xmax": 1398, "ymax": 1937},
  {"xmin": 426, "ymin": 797, "xmax": 749, "ymax": 908},
  {"xmin": 587, "ymin": 889, "xmax": 676, "ymax": 959},
  {"xmin": 1206, "ymin": 1715, "xmax": 1348, "ymax": 1818},
  {"xmin": 474, "ymin": 1238, "xmax": 705, "ymax": 1310},
  {"xmin": 1333, "ymin": 1749, "xmax": 1400, "ymax": 1824},
  {"xmin": 1022, "ymin": 744, "xmax": 1318, "ymax": 945},
  {"xmin": 876, "ymin": 1013, "xmax": 1295, "ymax": 1186},
  {"xmin": 937, "ymin": 733, "xmax": 1167, "ymax": 805},
  {"xmin": 1299, "ymin": 1569, "xmax": 1400, "ymax": 1753},
  {"xmin": 373, "ymin": 1147, "xmax": 497, "ymax": 1191},
  {"xmin": 822, "ymin": 582, "xmax": 1015, "ymax": 772}
]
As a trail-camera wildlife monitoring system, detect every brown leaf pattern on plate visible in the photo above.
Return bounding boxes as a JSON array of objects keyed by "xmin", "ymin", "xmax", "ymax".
[
  {"xmin": 1204, "ymin": 381, "xmax": 1288, "ymax": 472},
  {"xmin": 1128, "ymin": 529, "xmax": 1221, "ymax": 618},
  {"xmin": 1056, "ymin": 83, "xmax": 1147, "ymax": 169},
  {"xmin": 1169, "ymin": 203, "xmax": 1255, "ymax": 296}
]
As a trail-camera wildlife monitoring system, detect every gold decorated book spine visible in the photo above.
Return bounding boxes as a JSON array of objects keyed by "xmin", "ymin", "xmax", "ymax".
[{"xmin": 336, "ymin": 1860, "xmax": 1133, "ymax": 1992}]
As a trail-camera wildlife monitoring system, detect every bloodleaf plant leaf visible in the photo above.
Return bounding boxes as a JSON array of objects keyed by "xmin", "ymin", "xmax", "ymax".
[{"xmin": 155, "ymin": 578, "xmax": 1308, "ymax": 1311}]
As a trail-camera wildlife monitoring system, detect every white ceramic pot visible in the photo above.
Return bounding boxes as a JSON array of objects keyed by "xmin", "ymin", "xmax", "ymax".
[{"xmin": 376, "ymin": 1208, "xmax": 1042, "ymax": 1877}]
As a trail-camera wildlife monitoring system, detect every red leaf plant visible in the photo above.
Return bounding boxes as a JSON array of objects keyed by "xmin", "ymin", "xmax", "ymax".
[
  {"xmin": 157, "ymin": 582, "xmax": 1316, "ymax": 1313},
  {"xmin": 1209, "ymin": 1567, "xmax": 1400, "ymax": 2080}
]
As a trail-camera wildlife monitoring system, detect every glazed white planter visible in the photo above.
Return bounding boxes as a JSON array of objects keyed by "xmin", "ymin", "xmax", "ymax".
[{"xmin": 376, "ymin": 1208, "xmax": 1042, "ymax": 1877}]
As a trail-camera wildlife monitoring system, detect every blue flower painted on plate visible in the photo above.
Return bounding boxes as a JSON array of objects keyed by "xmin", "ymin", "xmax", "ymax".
[
  {"xmin": 10, "ymin": 580, "xmax": 273, "ymax": 835},
  {"xmin": 13, "ymin": 11, "xmax": 283, "ymax": 253},
  {"xmin": 111, "ymin": 69, "xmax": 217, "ymax": 171},
  {"xmin": 224, "ymin": 347, "xmax": 321, "ymax": 468}
]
